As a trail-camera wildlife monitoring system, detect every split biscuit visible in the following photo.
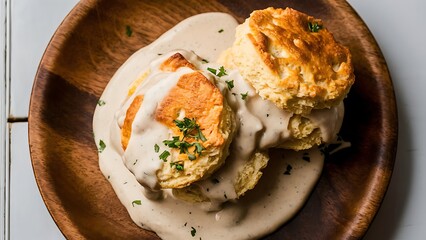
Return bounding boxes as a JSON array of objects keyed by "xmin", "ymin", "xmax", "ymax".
[
  {"xmin": 173, "ymin": 150, "xmax": 269, "ymax": 202},
  {"xmin": 121, "ymin": 53, "xmax": 236, "ymax": 189},
  {"xmin": 219, "ymin": 7, "xmax": 354, "ymax": 114}
]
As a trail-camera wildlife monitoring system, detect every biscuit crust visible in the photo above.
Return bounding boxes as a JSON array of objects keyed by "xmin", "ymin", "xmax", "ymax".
[
  {"xmin": 155, "ymin": 71, "xmax": 234, "ymax": 188},
  {"xmin": 172, "ymin": 150, "xmax": 269, "ymax": 202},
  {"xmin": 121, "ymin": 53, "xmax": 235, "ymax": 189},
  {"xmin": 220, "ymin": 7, "xmax": 354, "ymax": 114}
]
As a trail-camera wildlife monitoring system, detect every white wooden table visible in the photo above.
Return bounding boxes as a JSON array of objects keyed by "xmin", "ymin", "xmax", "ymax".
[{"xmin": 1, "ymin": 0, "xmax": 426, "ymax": 239}]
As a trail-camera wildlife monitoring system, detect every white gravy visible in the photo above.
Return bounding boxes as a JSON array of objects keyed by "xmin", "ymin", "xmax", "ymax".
[{"xmin": 93, "ymin": 13, "xmax": 343, "ymax": 240}]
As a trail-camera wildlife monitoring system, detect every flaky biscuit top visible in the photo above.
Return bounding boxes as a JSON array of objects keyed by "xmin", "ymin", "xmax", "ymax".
[{"xmin": 223, "ymin": 7, "xmax": 354, "ymax": 114}]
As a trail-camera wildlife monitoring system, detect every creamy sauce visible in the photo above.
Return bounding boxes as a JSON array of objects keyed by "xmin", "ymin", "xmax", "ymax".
[{"xmin": 93, "ymin": 13, "xmax": 343, "ymax": 240}]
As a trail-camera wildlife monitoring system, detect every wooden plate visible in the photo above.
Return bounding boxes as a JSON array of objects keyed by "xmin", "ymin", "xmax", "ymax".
[{"xmin": 28, "ymin": 0, "xmax": 397, "ymax": 239}]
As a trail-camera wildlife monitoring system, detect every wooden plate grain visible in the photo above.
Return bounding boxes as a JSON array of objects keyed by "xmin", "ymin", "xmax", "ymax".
[{"xmin": 28, "ymin": 0, "xmax": 397, "ymax": 239}]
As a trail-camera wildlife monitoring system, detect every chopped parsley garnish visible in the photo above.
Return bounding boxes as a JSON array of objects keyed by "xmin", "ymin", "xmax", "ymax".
[
  {"xmin": 201, "ymin": 59, "xmax": 209, "ymax": 64},
  {"xmin": 216, "ymin": 66, "xmax": 227, "ymax": 77},
  {"xmin": 131, "ymin": 200, "xmax": 141, "ymax": 207},
  {"xmin": 159, "ymin": 150, "xmax": 170, "ymax": 162},
  {"xmin": 207, "ymin": 66, "xmax": 227, "ymax": 77},
  {"xmin": 163, "ymin": 136, "xmax": 181, "ymax": 148},
  {"xmin": 284, "ymin": 164, "xmax": 293, "ymax": 175},
  {"xmin": 98, "ymin": 140, "xmax": 106, "ymax": 153},
  {"xmin": 225, "ymin": 80, "xmax": 234, "ymax": 90},
  {"xmin": 240, "ymin": 92, "xmax": 248, "ymax": 100},
  {"xmin": 126, "ymin": 25, "xmax": 133, "ymax": 37},
  {"xmin": 218, "ymin": 29, "xmax": 224, "ymax": 33},
  {"xmin": 308, "ymin": 22, "xmax": 322, "ymax": 32},
  {"xmin": 170, "ymin": 161, "xmax": 184, "ymax": 171},
  {"xmin": 97, "ymin": 100, "xmax": 106, "ymax": 106},
  {"xmin": 191, "ymin": 227, "xmax": 197, "ymax": 237},
  {"xmin": 207, "ymin": 67, "xmax": 217, "ymax": 75},
  {"xmin": 162, "ymin": 118, "xmax": 207, "ymax": 161},
  {"xmin": 174, "ymin": 117, "xmax": 207, "ymax": 141},
  {"xmin": 154, "ymin": 144, "xmax": 160, "ymax": 153},
  {"xmin": 174, "ymin": 118, "xmax": 199, "ymax": 137},
  {"xmin": 193, "ymin": 142, "xmax": 205, "ymax": 154},
  {"xmin": 187, "ymin": 153, "xmax": 196, "ymax": 161},
  {"xmin": 163, "ymin": 137, "xmax": 193, "ymax": 154}
]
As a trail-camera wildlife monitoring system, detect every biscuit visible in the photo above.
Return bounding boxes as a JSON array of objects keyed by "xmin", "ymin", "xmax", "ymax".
[
  {"xmin": 172, "ymin": 150, "xmax": 269, "ymax": 202},
  {"xmin": 155, "ymin": 71, "xmax": 235, "ymax": 188},
  {"xmin": 121, "ymin": 53, "xmax": 236, "ymax": 189},
  {"xmin": 219, "ymin": 7, "xmax": 354, "ymax": 114},
  {"xmin": 279, "ymin": 115, "xmax": 322, "ymax": 151}
]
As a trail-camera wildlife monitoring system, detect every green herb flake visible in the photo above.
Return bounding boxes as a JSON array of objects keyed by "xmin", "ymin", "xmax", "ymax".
[
  {"xmin": 163, "ymin": 118, "xmax": 207, "ymax": 160},
  {"xmin": 217, "ymin": 66, "xmax": 227, "ymax": 77},
  {"xmin": 187, "ymin": 153, "xmax": 196, "ymax": 161},
  {"xmin": 191, "ymin": 227, "xmax": 197, "ymax": 237},
  {"xmin": 207, "ymin": 66, "xmax": 227, "ymax": 77},
  {"xmin": 170, "ymin": 162, "xmax": 184, "ymax": 171},
  {"xmin": 97, "ymin": 100, "xmax": 106, "ymax": 106},
  {"xmin": 308, "ymin": 22, "xmax": 322, "ymax": 32},
  {"xmin": 207, "ymin": 67, "xmax": 217, "ymax": 75},
  {"xmin": 240, "ymin": 92, "xmax": 249, "ymax": 100},
  {"xmin": 174, "ymin": 118, "xmax": 198, "ymax": 136},
  {"xmin": 98, "ymin": 140, "xmax": 106, "ymax": 153},
  {"xmin": 159, "ymin": 150, "xmax": 170, "ymax": 162},
  {"xmin": 154, "ymin": 144, "xmax": 160, "ymax": 153},
  {"xmin": 193, "ymin": 142, "xmax": 205, "ymax": 154},
  {"xmin": 201, "ymin": 59, "xmax": 209, "ymax": 64},
  {"xmin": 196, "ymin": 130, "xmax": 207, "ymax": 142},
  {"xmin": 126, "ymin": 25, "xmax": 133, "ymax": 37},
  {"xmin": 132, "ymin": 200, "xmax": 142, "ymax": 207},
  {"xmin": 218, "ymin": 29, "xmax": 224, "ymax": 33},
  {"xmin": 174, "ymin": 118, "xmax": 206, "ymax": 142},
  {"xmin": 225, "ymin": 80, "xmax": 234, "ymax": 90}
]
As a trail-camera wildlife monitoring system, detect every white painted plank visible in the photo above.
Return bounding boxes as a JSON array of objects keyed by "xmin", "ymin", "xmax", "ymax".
[
  {"xmin": 9, "ymin": 0, "xmax": 79, "ymax": 118},
  {"xmin": 9, "ymin": 122, "xmax": 65, "ymax": 240},
  {"xmin": 1, "ymin": 0, "xmax": 8, "ymax": 239}
]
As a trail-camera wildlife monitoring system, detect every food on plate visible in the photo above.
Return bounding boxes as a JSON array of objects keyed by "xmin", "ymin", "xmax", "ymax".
[
  {"xmin": 119, "ymin": 52, "xmax": 236, "ymax": 189},
  {"xmin": 93, "ymin": 7, "xmax": 354, "ymax": 240},
  {"xmin": 219, "ymin": 7, "xmax": 354, "ymax": 115},
  {"xmin": 173, "ymin": 150, "xmax": 269, "ymax": 202}
]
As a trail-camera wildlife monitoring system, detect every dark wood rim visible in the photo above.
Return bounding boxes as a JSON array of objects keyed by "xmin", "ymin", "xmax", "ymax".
[{"xmin": 28, "ymin": 0, "xmax": 397, "ymax": 239}]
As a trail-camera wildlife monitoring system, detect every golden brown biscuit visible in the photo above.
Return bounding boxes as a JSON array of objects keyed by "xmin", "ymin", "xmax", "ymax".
[
  {"xmin": 279, "ymin": 115, "xmax": 322, "ymax": 151},
  {"xmin": 172, "ymin": 150, "xmax": 269, "ymax": 202},
  {"xmin": 160, "ymin": 52, "xmax": 196, "ymax": 72},
  {"xmin": 121, "ymin": 95, "xmax": 144, "ymax": 150},
  {"xmin": 121, "ymin": 53, "xmax": 235, "ymax": 189},
  {"xmin": 219, "ymin": 7, "xmax": 354, "ymax": 114},
  {"xmin": 155, "ymin": 71, "xmax": 235, "ymax": 188}
]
